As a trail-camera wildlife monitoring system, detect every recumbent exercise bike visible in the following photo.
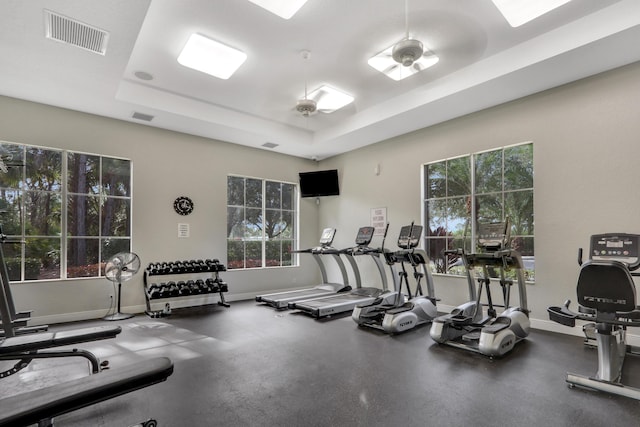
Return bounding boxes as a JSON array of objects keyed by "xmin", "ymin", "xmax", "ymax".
[{"xmin": 548, "ymin": 233, "xmax": 640, "ymax": 400}]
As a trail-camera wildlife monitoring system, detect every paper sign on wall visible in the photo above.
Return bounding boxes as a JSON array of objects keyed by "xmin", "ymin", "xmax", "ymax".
[
  {"xmin": 178, "ymin": 223, "xmax": 190, "ymax": 238},
  {"xmin": 371, "ymin": 207, "xmax": 387, "ymax": 236}
]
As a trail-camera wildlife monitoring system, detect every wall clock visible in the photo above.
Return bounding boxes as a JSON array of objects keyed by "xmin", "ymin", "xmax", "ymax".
[{"xmin": 173, "ymin": 196, "xmax": 194, "ymax": 216}]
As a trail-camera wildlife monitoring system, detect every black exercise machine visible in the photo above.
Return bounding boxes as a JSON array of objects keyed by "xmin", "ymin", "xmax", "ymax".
[
  {"xmin": 0, "ymin": 228, "xmax": 47, "ymax": 337},
  {"xmin": 548, "ymin": 233, "xmax": 640, "ymax": 400},
  {"xmin": 0, "ymin": 356, "xmax": 173, "ymax": 427},
  {"xmin": 0, "ymin": 223, "xmax": 174, "ymax": 424},
  {"xmin": 0, "ymin": 227, "xmax": 122, "ymax": 378}
]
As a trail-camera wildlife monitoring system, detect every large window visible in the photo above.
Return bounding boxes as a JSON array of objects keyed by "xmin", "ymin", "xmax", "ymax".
[
  {"xmin": 227, "ymin": 175, "xmax": 297, "ymax": 269},
  {"xmin": 423, "ymin": 142, "xmax": 534, "ymax": 281},
  {"xmin": 0, "ymin": 141, "xmax": 131, "ymax": 281}
]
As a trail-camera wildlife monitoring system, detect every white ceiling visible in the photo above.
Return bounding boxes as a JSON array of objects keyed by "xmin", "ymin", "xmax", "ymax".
[{"xmin": 1, "ymin": 0, "xmax": 640, "ymax": 160}]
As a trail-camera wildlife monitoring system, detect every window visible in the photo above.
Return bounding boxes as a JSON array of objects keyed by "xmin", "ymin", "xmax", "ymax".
[
  {"xmin": 0, "ymin": 141, "xmax": 131, "ymax": 281},
  {"xmin": 227, "ymin": 175, "xmax": 297, "ymax": 269},
  {"xmin": 423, "ymin": 143, "xmax": 534, "ymax": 281}
]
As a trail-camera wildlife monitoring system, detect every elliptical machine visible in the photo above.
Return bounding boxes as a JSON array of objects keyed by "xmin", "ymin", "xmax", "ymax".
[
  {"xmin": 429, "ymin": 219, "xmax": 530, "ymax": 357},
  {"xmin": 352, "ymin": 223, "xmax": 438, "ymax": 334},
  {"xmin": 548, "ymin": 233, "xmax": 640, "ymax": 400}
]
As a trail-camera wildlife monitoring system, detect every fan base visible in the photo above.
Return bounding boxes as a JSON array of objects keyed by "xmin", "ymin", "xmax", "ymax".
[{"xmin": 103, "ymin": 312, "xmax": 135, "ymax": 321}]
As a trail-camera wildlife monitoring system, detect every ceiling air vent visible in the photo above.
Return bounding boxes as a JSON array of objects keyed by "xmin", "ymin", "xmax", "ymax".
[
  {"xmin": 44, "ymin": 9, "xmax": 109, "ymax": 55},
  {"xmin": 132, "ymin": 112, "xmax": 154, "ymax": 122},
  {"xmin": 262, "ymin": 142, "xmax": 279, "ymax": 149}
]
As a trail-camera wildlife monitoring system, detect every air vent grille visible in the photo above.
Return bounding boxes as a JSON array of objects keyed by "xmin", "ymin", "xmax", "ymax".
[
  {"xmin": 132, "ymin": 112, "xmax": 154, "ymax": 122},
  {"xmin": 44, "ymin": 9, "xmax": 109, "ymax": 55},
  {"xmin": 262, "ymin": 142, "xmax": 279, "ymax": 149}
]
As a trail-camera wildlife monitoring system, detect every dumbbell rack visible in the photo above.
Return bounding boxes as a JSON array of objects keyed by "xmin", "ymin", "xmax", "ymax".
[{"xmin": 143, "ymin": 259, "xmax": 230, "ymax": 318}]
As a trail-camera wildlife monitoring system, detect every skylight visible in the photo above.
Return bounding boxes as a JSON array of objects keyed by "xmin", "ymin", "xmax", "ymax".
[
  {"xmin": 177, "ymin": 33, "xmax": 247, "ymax": 80},
  {"xmin": 368, "ymin": 44, "xmax": 439, "ymax": 81},
  {"xmin": 247, "ymin": 0, "xmax": 308, "ymax": 19},
  {"xmin": 307, "ymin": 85, "xmax": 354, "ymax": 113},
  {"xmin": 491, "ymin": 0, "xmax": 572, "ymax": 27}
]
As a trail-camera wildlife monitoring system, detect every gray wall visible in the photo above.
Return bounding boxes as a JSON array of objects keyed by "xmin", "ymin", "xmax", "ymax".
[
  {"xmin": 319, "ymin": 61, "xmax": 640, "ymax": 340},
  {"xmin": 0, "ymin": 97, "xmax": 321, "ymax": 323},
  {"xmin": 1, "ymin": 60, "xmax": 639, "ymax": 342}
]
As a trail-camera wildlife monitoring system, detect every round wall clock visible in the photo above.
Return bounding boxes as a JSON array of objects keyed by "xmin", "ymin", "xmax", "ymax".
[{"xmin": 173, "ymin": 196, "xmax": 194, "ymax": 216}]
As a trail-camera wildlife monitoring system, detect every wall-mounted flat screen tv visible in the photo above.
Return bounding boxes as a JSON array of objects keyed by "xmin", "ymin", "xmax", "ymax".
[{"xmin": 299, "ymin": 169, "xmax": 340, "ymax": 198}]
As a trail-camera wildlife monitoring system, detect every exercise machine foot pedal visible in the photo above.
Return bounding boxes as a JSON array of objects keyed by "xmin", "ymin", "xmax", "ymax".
[
  {"xmin": 462, "ymin": 331, "xmax": 481, "ymax": 341},
  {"xmin": 130, "ymin": 419, "xmax": 158, "ymax": 427}
]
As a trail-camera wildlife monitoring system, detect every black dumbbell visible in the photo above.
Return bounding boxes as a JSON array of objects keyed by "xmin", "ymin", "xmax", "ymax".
[
  {"xmin": 159, "ymin": 283, "xmax": 169, "ymax": 298},
  {"xmin": 217, "ymin": 280, "xmax": 228, "ymax": 292},
  {"xmin": 178, "ymin": 280, "xmax": 191, "ymax": 296},
  {"xmin": 195, "ymin": 279, "xmax": 208, "ymax": 293},
  {"xmin": 147, "ymin": 284, "xmax": 160, "ymax": 299},
  {"xmin": 166, "ymin": 281, "xmax": 178, "ymax": 296},
  {"xmin": 205, "ymin": 277, "xmax": 219, "ymax": 292}
]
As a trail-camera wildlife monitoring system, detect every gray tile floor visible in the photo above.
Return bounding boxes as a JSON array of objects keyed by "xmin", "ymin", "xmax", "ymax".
[{"xmin": 2, "ymin": 300, "xmax": 640, "ymax": 426}]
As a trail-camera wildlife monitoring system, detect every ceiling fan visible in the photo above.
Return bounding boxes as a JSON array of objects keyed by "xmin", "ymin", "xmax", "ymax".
[{"xmin": 368, "ymin": 0, "xmax": 439, "ymax": 81}]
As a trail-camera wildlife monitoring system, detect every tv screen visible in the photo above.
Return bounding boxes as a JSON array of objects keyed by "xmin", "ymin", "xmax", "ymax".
[{"xmin": 299, "ymin": 169, "xmax": 339, "ymax": 198}]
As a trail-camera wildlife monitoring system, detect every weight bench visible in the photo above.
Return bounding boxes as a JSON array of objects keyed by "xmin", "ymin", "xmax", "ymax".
[
  {"xmin": 0, "ymin": 325, "xmax": 122, "ymax": 378},
  {"xmin": 0, "ymin": 356, "xmax": 174, "ymax": 427}
]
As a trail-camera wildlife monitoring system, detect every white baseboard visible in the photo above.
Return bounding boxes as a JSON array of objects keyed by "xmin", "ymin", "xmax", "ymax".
[{"xmin": 28, "ymin": 292, "xmax": 255, "ymax": 326}]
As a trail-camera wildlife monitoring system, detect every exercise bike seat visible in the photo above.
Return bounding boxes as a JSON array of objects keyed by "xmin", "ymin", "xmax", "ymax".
[
  {"xmin": 0, "ymin": 325, "xmax": 121, "ymax": 354},
  {"xmin": 0, "ymin": 356, "xmax": 173, "ymax": 427}
]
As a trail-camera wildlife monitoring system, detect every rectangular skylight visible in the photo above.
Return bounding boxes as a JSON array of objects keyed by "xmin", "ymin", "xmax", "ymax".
[
  {"xmin": 177, "ymin": 33, "xmax": 247, "ymax": 80},
  {"xmin": 491, "ymin": 0, "xmax": 572, "ymax": 27},
  {"xmin": 308, "ymin": 85, "xmax": 354, "ymax": 113},
  {"xmin": 368, "ymin": 44, "xmax": 439, "ymax": 81},
  {"xmin": 247, "ymin": 0, "xmax": 308, "ymax": 19}
]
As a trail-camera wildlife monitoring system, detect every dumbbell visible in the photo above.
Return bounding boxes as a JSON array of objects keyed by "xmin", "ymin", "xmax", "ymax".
[
  {"xmin": 204, "ymin": 259, "xmax": 216, "ymax": 272},
  {"xmin": 177, "ymin": 280, "xmax": 191, "ymax": 296},
  {"xmin": 193, "ymin": 279, "xmax": 206, "ymax": 293},
  {"xmin": 167, "ymin": 281, "xmax": 179, "ymax": 296},
  {"xmin": 158, "ymin": 283, "xmax": 170, "ymax": 298},
  {"xmin": 194, "ymin": 260, "xmax": 206, "ymax": 272},
  {"xmin": 217, "ymin": 280, "xmax": 228, "ymax": 293},
  {"xmin": 205, "ymin": 278, "xmax": 219, "ymax": 293},
  {"xmin": 160, "ymin": 262, "xmax": 171, "ymax": 274},
  {"xmin": 147, "ymin": 284, "xmax": 161, "ymax": 299}
]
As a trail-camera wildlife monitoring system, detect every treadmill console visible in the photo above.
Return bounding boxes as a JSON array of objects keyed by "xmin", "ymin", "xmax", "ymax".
[
  {"xmin": 477, "ymin": 221, "xmax": 510, "ymax": 251},
  {"xmin": 318, "ymin": 228, "xmax": 337, "ymax": 246},
  {"xmin": 590, "ymin": 233, "xmax": 640, "ymax": 270},
  {"xmin": 354, "ymin": 226, "xmax": 375, "ymax": 246},
  {"xmin": 397, "ymin": 225, "xmax": 422, "ymax": 250}
]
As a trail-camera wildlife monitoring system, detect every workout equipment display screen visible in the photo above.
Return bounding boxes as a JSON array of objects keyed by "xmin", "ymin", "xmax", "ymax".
[
  {"xmin": 397, "ymin": 225, "xmax": 422, "ymax": 249},
  {"xmin": 354, "ymin": 226, "xmax": 374, "ymax": 246},
  {"xmin": 590, "ymin": 233, "xmax": 640, "ymax": 270},
  {"xmin": 319, "ymin": 228, "xmax": 336, "ymax": 245},
  {"xmin": 299, "ymin": 169, "xmax": 340, "ymax": 198}
]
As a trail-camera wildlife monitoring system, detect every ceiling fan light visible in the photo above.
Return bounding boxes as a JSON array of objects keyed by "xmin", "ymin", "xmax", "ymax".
[
  {"xmin": 308, "ymin": 85, "xmax": 354, "ymax": 113},
  {"xmin": 369, "ymin": 42, "xmax": 438, "ymax": 81},
  {"xmin": 296, "ymin": 98, "xmax": 317, "ymax": 117},
  {"xmin": 392, "ymin": 38, "xmax": 424, "ymax": 67}
]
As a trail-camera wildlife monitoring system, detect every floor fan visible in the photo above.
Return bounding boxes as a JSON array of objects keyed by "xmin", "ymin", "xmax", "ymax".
[{"xmin": 103, "ymin": 252, "xmax": 141, "ymax": 321}]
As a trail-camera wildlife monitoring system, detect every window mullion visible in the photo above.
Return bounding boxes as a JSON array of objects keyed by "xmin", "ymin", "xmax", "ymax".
[
  {"xmin": 262, "ymin": 179, "xmax": 266, "ymax": 268},
  {"xmin": 470, "ymin": 155, "xmax": 476, "ymax": 248},
  {"xmin": 61, "ymin": 153, "xmax": 68, "ymax": 279}
]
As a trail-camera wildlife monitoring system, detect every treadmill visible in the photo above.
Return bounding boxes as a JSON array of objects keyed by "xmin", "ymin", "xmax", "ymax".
[
  {"xmin": 288, "ymin": 226, "xmax": 394, "ymax": 318},
  {"xmin": 255, "ymin": 228, "xmax": 351, "ymax": 309}
]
